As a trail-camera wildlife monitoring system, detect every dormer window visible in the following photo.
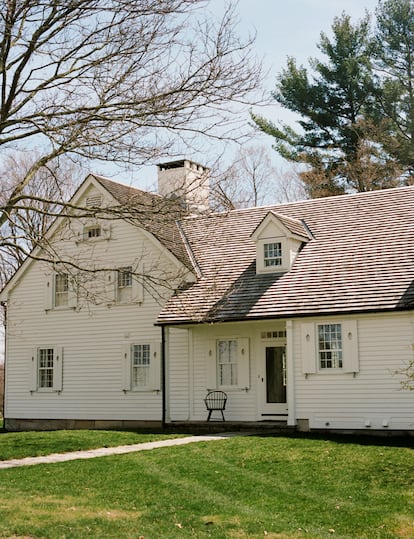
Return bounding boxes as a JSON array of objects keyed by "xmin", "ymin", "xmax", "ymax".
[
  {"xmin": 251, "ymin": 211, "xmax": 312, "ymax": 275},
  {"xmin": 264, "ymin": 242, "xmax": 282, "ymax": 267}
]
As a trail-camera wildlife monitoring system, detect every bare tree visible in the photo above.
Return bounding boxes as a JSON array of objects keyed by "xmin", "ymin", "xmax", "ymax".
[
  {"xmin": 0, "ymin": 0, "xmax": 262, "ymax": 271},
  {"xmin": 211, "ymin": 145, "xmax": 307, "ymax": 209},
  {"xmin": 0, "ymin": 153, "xmax": 82, "ymax": 288},
  {"xmin": 272, "ymin": 164, "xmax": 308, "ymax": 204}
]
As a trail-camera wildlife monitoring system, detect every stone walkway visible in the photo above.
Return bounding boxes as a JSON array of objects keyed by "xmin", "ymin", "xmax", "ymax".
[{"xmin": 0, "ymin": 434, "xmax": 233, "ymax": 470}]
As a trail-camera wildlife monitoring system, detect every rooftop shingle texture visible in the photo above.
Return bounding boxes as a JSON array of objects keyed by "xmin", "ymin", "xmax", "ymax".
[
  {"xmin": 158, "ymin": 186, "xmax": 414, "ymax": 324},
  {"xmin": 266, "ymin": 212, "xmax": 312, "ymax": 239},
  {"xmin": 93, "ymin": 175, "xmax": 193, "ymax": 270}
]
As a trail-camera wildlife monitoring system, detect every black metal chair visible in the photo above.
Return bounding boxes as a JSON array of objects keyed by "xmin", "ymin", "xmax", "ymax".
[{"xmin": 204, "ymin": 390, "xmax": 228, "ymax": 421}]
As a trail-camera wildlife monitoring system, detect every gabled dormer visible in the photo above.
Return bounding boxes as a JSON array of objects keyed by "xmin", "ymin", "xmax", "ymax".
[{"xmin": 251, "ymin": 211, "xmax": 312, "ymax": 274}]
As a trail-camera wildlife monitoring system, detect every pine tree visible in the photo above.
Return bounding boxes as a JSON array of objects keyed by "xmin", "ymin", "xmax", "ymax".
[
  {"xmin": 373, "ymin": 0, "xmax": 414, "ymax": 173},
  {"xmin": 253, "ymin": 9, "xmax": 408, "ymax": 197}
]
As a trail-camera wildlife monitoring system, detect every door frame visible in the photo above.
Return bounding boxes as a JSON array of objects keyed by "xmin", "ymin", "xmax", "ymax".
[{"xmin": 258, "ymin": 339, "xmax": 288, "ymax": 418}]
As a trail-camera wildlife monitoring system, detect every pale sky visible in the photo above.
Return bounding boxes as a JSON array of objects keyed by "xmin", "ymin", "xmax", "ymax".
[
  {"xmin": 236, "ymin": 0, "xmax": 378, "ymax": 73},
  {"xmin": 0, "ymin": 1, "xmax": 381, "ymax": 363},
  {"xmin": 94, "ymin": 0, "xmax": 382, "ymax": 186},
  {"xmin": 228, "ymin": 0, "xmax": 381, "ymax": 165}
]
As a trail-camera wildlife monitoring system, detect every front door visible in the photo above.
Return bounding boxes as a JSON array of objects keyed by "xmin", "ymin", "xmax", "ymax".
[{"xmin": 260, "ymin": 345, "xmax": 288, "ymax": 417}]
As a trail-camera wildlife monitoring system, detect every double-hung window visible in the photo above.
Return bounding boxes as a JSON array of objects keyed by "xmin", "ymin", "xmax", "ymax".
[
  {"xmin": 122, "ymin": 342, "xmax": 161, "ymax": 392},
  {"xmin": 264, "ymin": 242, "xmax": 282, "ymax": 267},
  {"xmin": 132, "ymin": 344, "xmax": 151, "ymax": 388},
  {"xmin": 38, "ymin": 348, "xmax": 54, "ymax": 388},
  {"xmin": 30, "ymin": 346, "xmax": 63, "ymax": 392},
  {"xmin": 318, "ymin": 324, "xmax": 343, "ymax": 369},
  {"xmin": 54, "ymin": 273, "xmax": 69, "ymax": 307},
  {"xmin": 207, "ymin": 338, "xmax": 250, "ymax": 390},
  {"xmin": 218, "ymin": 340, "xmax": 238, "ymax": 386},
  {"xmin": 118, "ymin": 267, "xmax": 132, "ymax": 288},
  {"xmin": 117, "ymin": 266, "xmax": 132, "ymax": 303},
  {"xmin": 301, "ymin": 321, "xmax": 359, "ymax": 375}
]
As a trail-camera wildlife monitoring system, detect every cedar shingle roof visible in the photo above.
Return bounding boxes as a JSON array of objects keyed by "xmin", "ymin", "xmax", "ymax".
[
  {"xmin": 157, "ymin": 185, "xmax": 414, "ymax": 324},
  {"xmin": 93, "ymin": 175, "xmax": 193, "ymax": 269},
  {"xmin": 267, "ymin": 212, "xmax": 312, "ymax": 239}
]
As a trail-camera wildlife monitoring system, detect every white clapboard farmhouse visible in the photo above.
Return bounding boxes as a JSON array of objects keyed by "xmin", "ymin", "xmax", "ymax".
[{"xmin": 1, "ymin": 160, "xmax": 414, "ymax": 433}]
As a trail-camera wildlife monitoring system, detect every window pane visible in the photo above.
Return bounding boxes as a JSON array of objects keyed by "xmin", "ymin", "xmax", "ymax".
[
  {"xmin": 264, "ymin": 242, "xmax": 282, "ymax": 267},
  {"xmin": 118, "ymin": 267, "xmax": 132, "ymax": 288},
  {"xmin": 38, "ymin": 348, "xmax": 54, "ymax": 388},
  {"xmin": 217, "ymin": 340, "xmax": 237, "ymax": 385},
  {"xmin": 55, "ymin": 273, "xmax": 69, "ymax": 307},
  {"xmin": 132, "ymin": 344, "xmax": 150, "ymax": 387},
  {"xmin": 83, "ymin": 225, "xmax": 102, "ymax": 239},
  {"xmin": 318, "ymin": 324, "xmax": 343, "ymax": 369}
]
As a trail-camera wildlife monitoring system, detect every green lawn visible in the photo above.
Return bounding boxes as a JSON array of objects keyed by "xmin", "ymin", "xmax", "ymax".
[
  {"xmin": 0, "ymin": 428, "xmax": 182, "ymax": 460},
  {"xmin": 0, "ymin": 433, "xmax": 413, "ymax": 538}
]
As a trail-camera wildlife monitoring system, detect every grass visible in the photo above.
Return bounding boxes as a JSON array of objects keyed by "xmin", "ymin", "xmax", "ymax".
[
  {"xmin": 0, "ymin": 434, "xmax": 413, "ymax": 538},
  {"xmin": 0, "ymin": 428, "xmax": 184, "ymax": 461}
]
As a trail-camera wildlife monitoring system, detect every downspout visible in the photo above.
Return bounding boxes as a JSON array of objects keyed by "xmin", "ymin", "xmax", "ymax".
[
  {"xmin": 1, "ymin": 301, "xmax": 7, "ymax": 429},
  {"xmin": 161, "ymin": 324, "xmax": 166, "ymax": 429}
]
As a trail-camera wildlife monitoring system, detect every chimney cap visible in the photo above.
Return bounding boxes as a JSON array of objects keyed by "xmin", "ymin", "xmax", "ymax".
[{"xmin": 156, "ymin": 159, "xmax": 209, "ymax": 173}]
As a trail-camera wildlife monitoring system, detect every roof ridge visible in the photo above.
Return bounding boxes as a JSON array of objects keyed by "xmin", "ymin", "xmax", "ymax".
[
  {"xmin": 92, "ymin": 174, "xmax": 162, "ymax": 200},
  {"xmin": 184, "ymin": 184, "xmax": 414, "ymax": 219}
]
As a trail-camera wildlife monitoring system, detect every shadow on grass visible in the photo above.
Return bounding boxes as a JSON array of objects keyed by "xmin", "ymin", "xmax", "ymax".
[{"xmin": 1, "ymin": 420, "xmax": 413, "ymax": 449}]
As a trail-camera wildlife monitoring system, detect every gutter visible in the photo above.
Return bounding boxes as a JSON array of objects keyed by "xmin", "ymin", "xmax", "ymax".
[
  {"xmin": 156, "ymin": 304, "xmax": 414, "ymax": 328},
  {"xmin": 1, "ymin": 301, "xmax": 6, "ymax": 428}
]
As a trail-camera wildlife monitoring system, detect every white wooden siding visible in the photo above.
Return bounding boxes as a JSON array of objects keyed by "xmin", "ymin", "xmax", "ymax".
[
  {"xmin": 184, "ymin": 322, "xmax": 287, "ymax": 421},
  {"xmin": 293, "ymin": 313, "xmax": 414, "ymax": 430},
  {"xmin": 4, "ymin": 214, "xmax": 185, "ymax": 421},
  {"xmin": 167, "ymin": 327, "xmax": 191, "ymax": 421}
]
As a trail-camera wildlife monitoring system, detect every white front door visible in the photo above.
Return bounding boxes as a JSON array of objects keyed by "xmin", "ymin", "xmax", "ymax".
[{"xmin": 259, "ymin": 344, "xmax": 288, "ymax": 417}]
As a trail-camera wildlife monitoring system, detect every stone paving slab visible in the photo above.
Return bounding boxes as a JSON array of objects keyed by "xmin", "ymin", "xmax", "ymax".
[{"xmin": 0, "ymin": 434, "xmax": 233, "ymax": 470}]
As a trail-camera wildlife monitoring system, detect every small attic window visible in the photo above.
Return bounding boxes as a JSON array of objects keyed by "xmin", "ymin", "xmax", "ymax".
[
  {"xmin": 84, "ymin": 225, "xmax": 101, "ymax": 239},
  {"xmin": 264, "ymin": 242, "xmax": 282, "ymax": 267}
]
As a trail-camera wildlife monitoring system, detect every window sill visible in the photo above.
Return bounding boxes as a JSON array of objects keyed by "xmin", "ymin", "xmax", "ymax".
[
  {"xmin": 124, "ymin": 388, "xmax": 159, "ymax": 393},
  {"xmin": 31, "ymin": 388, "xmax": 58, "ymax": 393},
  {"xmin": 45, "ymin": 306, "xmax": 76, "ymax": 312}
]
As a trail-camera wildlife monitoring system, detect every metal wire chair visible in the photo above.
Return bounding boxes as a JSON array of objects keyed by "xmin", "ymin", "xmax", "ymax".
[{"xmin": 204, "ymin": 390, "xmax": 228, "ymax": 421}]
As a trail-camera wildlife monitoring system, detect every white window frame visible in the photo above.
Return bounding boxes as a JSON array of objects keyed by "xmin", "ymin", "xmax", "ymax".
[
  {"xmin": 132, "ymin": 344, "xmax": 151, "ymax": 389},
  {"xmin": 115, "ymin": 265, "xmax": 144, "ymax": 304},
  {"xmin": 318, "ymin": 323, "xmax": 343, "ymax": 370},
  {"xmin": 30, "ymin": 346, "xmax": 63, "ymax": 392},
  {"xmin": 256, "ymin": 238, "xmax": 289, "ymax": 274},
  {"xmin": 83, "ymin": 224, "xmax": 102, "ymax": 240},
  {"xmin": 301, "ymin": 320, "xmax": 359, "ymax": 375},
  {"xmin": 54, "ymin": 273, "xmax": 69, "ymax": 308},
  {"xmin": 207, "ymin": 337, "xmax": 250, "ymax": 391},
  {"xmin": 117, "ymin": 267, "xmax": 132, "ymax": 289},
  {"xmin": 217, "ymin": 339, "xmax": 238, "ymax": 387},
  {"xmin": 45, "ymin": 273, "xmax": 76, "ymax": 310},
  {"xmin": 78, "ymin": 220, "xmax": 110, "ymax": 242},
  {"xmin": 264, "ymin": 242, "xmax": 282, "ymax": 267},
  {"xmin": 122, "ymin": 342, "xmax": 161, "ymax": 392}
]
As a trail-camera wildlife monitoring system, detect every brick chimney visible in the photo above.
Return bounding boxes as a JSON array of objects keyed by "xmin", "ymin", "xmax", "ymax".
[{"xmin": 157, "ymin": 159, "xmax": 210, "ymax": 213}]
